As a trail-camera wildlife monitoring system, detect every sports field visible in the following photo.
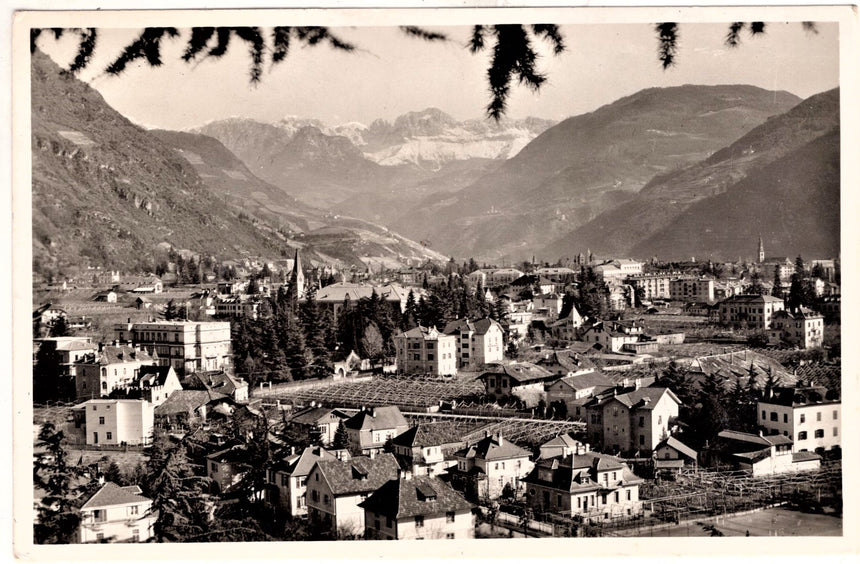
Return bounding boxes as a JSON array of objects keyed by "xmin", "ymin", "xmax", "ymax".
[{"xmin": 712, "ymin": 507, "xmax": 842, "ymax": 537}]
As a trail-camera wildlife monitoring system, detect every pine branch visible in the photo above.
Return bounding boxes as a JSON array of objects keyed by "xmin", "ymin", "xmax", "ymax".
[
  {"xmin": 655, "ymin": 22, "xmax": 679, "ymax": 69},
  {"xmin": 400, "ymin": 26, "xmax": 448, "ymax": 42},
  {"xmin": 271, "ymin": 26, "xmax": 292, "ymax": 64},
  {"xmin": 182, "ymin": 27, "xmax": 216, "ymax": 61},
  {"xmin": 726, "ymin": 22, "xmax": 745, "ymax": 47},
  {"xmin": 104, "ymin": 27, "xmax": 179, "ymax": 75}
]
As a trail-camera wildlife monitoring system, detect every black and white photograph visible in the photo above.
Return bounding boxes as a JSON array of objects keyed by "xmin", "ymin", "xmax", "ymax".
[{"xmin": 11, "ymin": 4, "xmax": 859, "ymax": 558}]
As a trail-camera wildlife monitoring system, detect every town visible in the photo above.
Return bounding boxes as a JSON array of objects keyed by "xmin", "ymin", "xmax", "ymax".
[{"xmin": 32, "ymin": 243, "xmax": 842, "ymax": 542}]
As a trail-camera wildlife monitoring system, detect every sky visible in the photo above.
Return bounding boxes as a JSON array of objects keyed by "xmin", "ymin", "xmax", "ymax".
[{"xmin": 36, "ymin": 20, "xmax": 839, "ymax": 130}]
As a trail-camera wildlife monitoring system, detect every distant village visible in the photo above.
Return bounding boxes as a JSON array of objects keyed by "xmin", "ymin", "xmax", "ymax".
[{"xmin": 32, "ymin": 239, "xmax": 841, "ymax": 543}]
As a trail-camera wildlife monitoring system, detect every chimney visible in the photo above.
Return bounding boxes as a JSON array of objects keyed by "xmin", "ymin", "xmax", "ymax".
[
  {"xmin": 634, "ymin": 378, "xmax": 641, "ymax": 390},
  {"xmin": 497, "ymin": 433, "xmax": 504, "ymax": 446},
  {"xmin": 623, "ymin": 378, "xmax": 629, "ymax": 387},
  {"xmin": 371, "ymin": 408, "xmax": 376, "ymax": 418}
]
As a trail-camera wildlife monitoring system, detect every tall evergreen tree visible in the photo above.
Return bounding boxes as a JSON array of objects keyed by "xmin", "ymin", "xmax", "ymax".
[
  {"xmin": 33, "ymin": 423, "xmax": 88, "ymax": 544},
  {"xmin": 333, "ymin": 420, "xmax": 349, "ymax": 450},
  {"xmin": 771, "ymin": 265, "xmax": 783, "ymax": 299}
]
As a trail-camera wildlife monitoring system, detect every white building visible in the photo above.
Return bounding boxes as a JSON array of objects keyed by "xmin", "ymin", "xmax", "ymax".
[
  {"xmin": 393, "ymin": 325, "xmax": 458, "ymax": 376},
  {"xmin": 114, "ymin": 320, "xmax": 233, "ymax": 376},
  {"xmin": 768, "ymin": 308, "xmax": 825, "ymax": 349},
  {"xmin": 442, "ymin": 317, "xmax": 505, "ymax": 367},
  {"xmin": 78, "ymin": 482, "xmax": 155, "ymax": 543},
  {"xmin": 76, "ymin": 398, "xmax": 154, "ymax": 446},
  {"xmin": 757, "ymin": 383, "xmax": 840, "ymax": 452}
]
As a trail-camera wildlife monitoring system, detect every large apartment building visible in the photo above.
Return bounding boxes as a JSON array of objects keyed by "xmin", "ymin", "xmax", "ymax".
[{"xmin": 113, "ymin": 321, "xmax": 232, "ymax": 376}]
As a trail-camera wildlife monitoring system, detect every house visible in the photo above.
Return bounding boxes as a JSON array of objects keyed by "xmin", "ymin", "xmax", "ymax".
[
  {"xmin": 134, "ymin": 296, "xmax": 152, "ymax": 310},
  {"xmin": 536, "ymin": 347, "xmax": 597, "ymax": 376},
  {"xmin": 545, "ymin": 370, "xmax": 614, "ymax": 420},
  {"xmin": 215, "ymin": 295, "xmax": 261, "ymax": 319},
  {"xmin": 113, "ymin": 320, "xmax": 233, "ymax": 376},
  {"xmin": 266, "ymin": 446, "xmax": 347, "ymax": 516},
  {"xmin": 181, "ymin": 370, "xmax": 249, "ymax": 402},
  {"xmin": 533, "ymin": 293, "xmax": 564, "ymax": 319},
  {"xmin": 75, "ymin": 398, "xmax": 154, "ymax": 446},
  {"xmin": 712, "ymin": 430, "xmax": 820, "ymax": 476},
  {"xmin": 390, "ymin": 423, "xmax": 465, "ymax": 477},
  {"xmin": 476, "ymin": 362, "xmax": 557, "ymax": 407},
  {"xmin": 717, "ymin": 294, "xmax": 785, "ymax": 330},
  {"xmin": 393, "ymin": 325, "xmax": 458, "ymax": 376},
  {"xmin": 360, "ymin": 474, "xmax": 475, "ymax": 540},
  {"xmin": 36, "ymin": 337, "xmax": 96, "ymax": 377},
  {"xmin": 448, "ymin": 433, "xmax": 534, "ymax": 500},
  {"xmin": 207, "ymin": 444, "xmax": 252, "ymax": 494},
  {"xmin": 306, "ymin": 453, "xmax": 400, "ymax": 538},
  {"xmin": 522, "ymin": 452, "xmax": 644, "ymax": 522},
  {"xmin": 78, "ymin": 482, "xmax": 156, "ymax": 543},
  {"xmin": 511, "ymin": 274, "xmax": 556, "ymax": 296},
  {"xmin": 768, "ymin": 308, "xmax": 825, "ymax": 349},
  {"xmin": 578, "ymin": 320, "xmax": 644, "ymax": 353},
  {"xmin": 442, "ymin": 318, "xmax": 505, "ymax": 367},
  {"xmin": 547, "ymin": 306, "xmax": 586, "ymax": 343},
  {"xmin": 757, "ymin": 382, "xmax": 840, "ymax": 452},
  {"xmin": 153, "ymin": 389, "xmax": 229, "ymax": 429},
  {"xmin": 344, "ymin": 406, "xmax": 410, "ymax": 456},
  {"xmin": 110, "ymin": 365, "xmax": 182, "ymax": 408},
  {"xmin": 539, "ymin": 433, "xmax": 591, "ymax": 460},
  {"xmin": 93, "ymin": 291, "xmax": 117, "ymax": 303},
  {"xmin": 653, "ymin": 436, "xmax": 698, "ymax": 473},
  {"xmin": 287, "ymin": 406, "xmax": 350, "ymax": 446},
  {"xmin": 669, "ymin": 277, "xmax": 715, "ymax": 303},
  {"xmin": 585, "ymin": 385, "xmax": 680, "ymax": 454}
]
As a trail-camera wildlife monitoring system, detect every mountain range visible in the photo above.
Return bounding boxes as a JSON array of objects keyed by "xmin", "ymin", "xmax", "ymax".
[
  {"xmin": 30, "ymin": 50, "xmax": 446, "ymax": 280},
  {"xmin": 382, "ymin": 85, "xmax": 805, "ymax": 261},
  {"xmin": 542, "ymin": 87, "xmax": 840, "ymax": 262},
  {"xmin": 192, "ymin": 110, "xmax": 555, "ymax": 209}
]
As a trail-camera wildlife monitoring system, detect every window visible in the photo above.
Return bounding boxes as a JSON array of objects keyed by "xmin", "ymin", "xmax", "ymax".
[
  {"xmin": 427, "ymin": 354, "xmax": 434, "ymax": 361},
  {"xmin": 446, "ymin": 511, "xmax": 455, "ymax": 523},
  {"xmin": 639, "ymin": 435, "xmax": 645, "ymax": 446},
  {"xmin": 783, "ymin": 414, "xmax": 789, "ymax": 423},
  {"xmin": 106, "ymin": 432, "xmax": 112, "ymax": 440},
  {"xmin": 814, "ymin": 429, "xmax": 824, "ymax": 438},
  {"xmin": 98, "ymin": 417, "xmax": 105, "ymax": 425},
  {"xmin": 833, "ymin": 427, "xmax": 838, "ymax": 437},
  {"xmin": 415, "ymin": 515, "xmax": 424, "ymax": 528},
  {"xmin": 96, "ymin": 533, "xmax": 104, "ymax": 541},
  {"xmin": 798, "ymin": 431, "xmax": 808, "ymax": 440},
  {"xmin": 446, "ymin": 533, "xmax": 455, "ymax": 539},
  {"xmin": 770, "ymin": 412, "xmax": 778, "ymax": 422},
  {"xmin": 614, "ymin": 492, "xmax": 620, "ymax": 503},
  {"xmin": 323, "ymin": 494, "xmax": 330, "ymax": 506},
  {"xmin": 131, "ymin": 528, "xmax": 140, "ymax": 542},
  {"xmin": 281, "ymin": 475, "xmax": 289, "ymax": 487},
  {"xmin": 101, "ymin": 381, "xmax": 107, "ymax": 390},
  {"xmin": 93, "ymin": 509, "xmax": 106, "ymax": 522},
  {"xmin": 627, "ymin": 490, "xmax": 631, "ymax": 501},
  {"xmin": 833, "ymin": 410, "xmax": 838, "ymax": 420},
  {"xmin": 658, "ymin": 415, "xmax": 662, "ymax": 425},
  {"xmin": 211, "ymin": 462, "xmax": 219, "ymax": 472},
  {"xmin": 761, "ymin": 410, "xmax": 766, "ymax": 420},
  {"xmin": 557, "ymin": 494, "xmax": 562, "ymax": 507},
  {"xmin": 800, "ymin": 414, "xmax": 806, "ymax": 424},
  {"xmin": 128, "ymin": 505, "xmax": 139, "ymax": 515},
  {"xmin": 639, "ymin": 416, "xmax": 644, "ymax": 427},
  {"xmin": 601, "ymin": 494, "xmax": 607, "ymax": 504},
  {"xmin": 817, "ymin": 412, "xmax": 822, "ymax": 422},
  {"xmin": 311, "ymin": 490, "xmax": 319, "ymax": 502}
]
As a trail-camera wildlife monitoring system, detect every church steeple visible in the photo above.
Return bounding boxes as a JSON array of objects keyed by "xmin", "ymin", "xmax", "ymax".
[
  {"xmin": 757, "ymin": 236, "xmax": 765, "ymax": 263},
  {"xmin": 289, "ymin": 249, "xmax": 305, "ymax": 300}
]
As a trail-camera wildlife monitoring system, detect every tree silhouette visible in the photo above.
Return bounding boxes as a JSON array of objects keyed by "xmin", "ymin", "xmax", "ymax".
[{"xmin": 31, "ymin": 22, "xmax": 818, "ymax": 121}]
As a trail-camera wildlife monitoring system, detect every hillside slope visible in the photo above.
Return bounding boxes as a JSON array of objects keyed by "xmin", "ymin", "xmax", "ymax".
[{"xmin": 542, "ymin": 88, "xmax": 840, "ymax": 261}]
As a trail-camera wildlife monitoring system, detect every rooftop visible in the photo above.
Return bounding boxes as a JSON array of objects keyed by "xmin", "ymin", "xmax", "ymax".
[
  {"xmin": 358, "ymin": 475, "xmax": 474, "ymax": 519},
  {"xmin": 80, "ymin": 482, "xmax": 150, "ymax": 510},
  {"xmin": 313, "ymin": 454, "xmax": 400, "ymax": 495}
]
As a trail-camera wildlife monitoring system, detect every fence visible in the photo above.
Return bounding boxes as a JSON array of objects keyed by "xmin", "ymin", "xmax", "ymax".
[{"xmin": 496, "ymin": 511, "xmax": 554, "ymax": 536}]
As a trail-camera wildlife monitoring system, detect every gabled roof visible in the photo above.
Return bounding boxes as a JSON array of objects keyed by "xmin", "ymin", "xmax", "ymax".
[
  {"xmin": 523, "ymin": 453, "xmax": 642, "ymax": 493},
  {"xmin": 454, "ymin": 434, "xmax": 531, "ymax": 462},
  {"xmin": 137, "ymin": 365, "xmax": 176, "ymax": 387},
  {"xmin": 313, "ymin": 453, "xmax": 399, "ymax": 495},
  {"xmin": 717, "ymin": 430, "xmax": 793, "ymax": 447},
  {"xmin": 272, "ymin": 446, "xmax": 339, "ymax": 477},
  {"xmin": 207, "ymin": 444, "xmax": 252, "ymax": 465},
  {"xmin": 358, "ymin": 475, "xmax": 474, "ymax": 519},
  {"xmin": 759, "ymin": 385, "xmax": 832, "ymax": 407},
  {"xmin": 552, "ymin": 370, "xmax": 613, "ymax": 391},
  {"xmin": 80, "ymin": 482, "xmax": 150, "ymax": 510},
  {"xmin": 288, "ymin": 406, "xmax": 349, "ymax": 426},
  {"xmin": 721, "ymin": 294, "xmax": 784, "ymax": 304},
  {"xmin": 182, "ymin": 371, "xmax": 247, "ymax": 395},
  {"xmin": 591, "ymin": 387, "xmax": 679, "ymax": 411},
  {"xmin": 540, "ymin": 433, "xmax": 581, "ymax": 450},
  {"xmin": 655, "ymin": 436, "xmax": 698, "ymax": 460},
  {"xmin": 81, "ymin": 345, "xmax": 153, "ymax": 366},
  {"xmin": 154, "ymin": 389, "xmax": 228, "ymax": 416},
  {"xmin": 345, "ymin": 406, "xmax": 408, "ymax": 431}
]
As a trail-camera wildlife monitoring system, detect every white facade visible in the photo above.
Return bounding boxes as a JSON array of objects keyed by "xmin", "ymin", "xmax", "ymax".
[
  {"xmin": 758, "ymin": 401, "xmax": 841, "ymax": 452},
  {"xmin": 394, "ymin": 326, "xmax": 458, "ymax": 375},
  {"xmin": 83, "ymin": 399, "xmax": 154, "ymax": 446}
]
